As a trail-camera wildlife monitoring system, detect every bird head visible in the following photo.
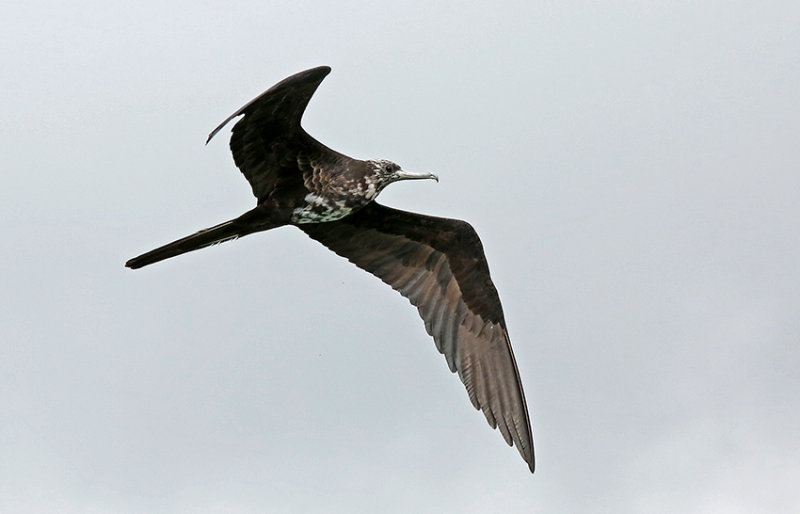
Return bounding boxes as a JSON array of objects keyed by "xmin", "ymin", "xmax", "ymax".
[{"xmin": 368, "ymin": 159, "xmax": 439, "ymax": 192}]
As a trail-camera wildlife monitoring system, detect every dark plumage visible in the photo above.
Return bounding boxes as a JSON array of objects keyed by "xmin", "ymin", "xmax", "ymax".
[{"xmin": 126, "ymin": 66, "xmax": 535, "ymax": 472}]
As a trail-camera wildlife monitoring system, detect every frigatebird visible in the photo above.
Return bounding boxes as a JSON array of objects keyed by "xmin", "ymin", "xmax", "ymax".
[{"xmin": 126, "ymin": 66, "xmax": 535, "ymax": 472}]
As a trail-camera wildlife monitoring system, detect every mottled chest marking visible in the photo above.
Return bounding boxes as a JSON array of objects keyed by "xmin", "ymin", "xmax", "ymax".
[
  {"xmin": 291, "ymin": 193, "xmax": 355, "ymax": 223},
  {"xmin": 290, "ymin": 174, "xmax": 383, "ymax": 224}
]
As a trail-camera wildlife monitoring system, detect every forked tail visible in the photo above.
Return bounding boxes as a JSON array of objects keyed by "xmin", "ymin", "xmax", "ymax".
[{"xmin": 126, "ymin": 219, "xmax": 250, "ymax": 269}]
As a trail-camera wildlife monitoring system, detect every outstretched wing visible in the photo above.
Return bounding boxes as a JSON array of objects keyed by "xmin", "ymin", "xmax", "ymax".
[
  {"xmin": 300, "ymin": 203, "xmax": 535, "ymax": 472},
  {"xmin": 207, "ymin": 66, "xmax": 340, "ymax": 202}
]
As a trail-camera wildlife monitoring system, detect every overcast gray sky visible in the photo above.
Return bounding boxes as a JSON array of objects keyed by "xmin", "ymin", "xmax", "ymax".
[{"xmin": 2, "ymin": 1, "xmax": 799, "ymax": 512}]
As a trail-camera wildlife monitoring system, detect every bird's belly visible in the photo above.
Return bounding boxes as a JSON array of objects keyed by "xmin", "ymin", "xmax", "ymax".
[{"xmin": 290, "ymin": 193, "xmax": 359, "ymax": 223}]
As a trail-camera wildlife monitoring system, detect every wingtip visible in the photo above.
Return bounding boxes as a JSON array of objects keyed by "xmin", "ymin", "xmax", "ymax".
[
  {"xmin": 309, "ymin": 65, "xmax": 332, "ymax": 76},
  {"xmin": 204, "ymin": 65, "xmax": 333, "ymax": 146},
  {"xmin": 206, "ymin": 124, "xmax": 224, "ymax": 144}
]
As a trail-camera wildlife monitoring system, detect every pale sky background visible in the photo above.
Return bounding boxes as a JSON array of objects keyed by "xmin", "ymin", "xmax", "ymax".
[{"xmin": 2, "ymin": 1, "xmax": 799, "ymax": 512}]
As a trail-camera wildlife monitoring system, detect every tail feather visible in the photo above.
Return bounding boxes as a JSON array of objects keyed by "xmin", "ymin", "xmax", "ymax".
[{"xmin": 126, "ymin": 219, "xmax": 250, "ymax": 269}]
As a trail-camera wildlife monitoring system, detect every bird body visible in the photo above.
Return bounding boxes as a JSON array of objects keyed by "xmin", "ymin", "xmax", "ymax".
[{"xmin": 127, "ymin": 66, "xmax": 535, "ymax": 472}]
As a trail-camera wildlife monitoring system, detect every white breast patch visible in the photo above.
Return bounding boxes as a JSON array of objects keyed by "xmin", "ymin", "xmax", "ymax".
[{"xmin": 291, "ymin": 193, "xmax": 354, "ymax": 223}]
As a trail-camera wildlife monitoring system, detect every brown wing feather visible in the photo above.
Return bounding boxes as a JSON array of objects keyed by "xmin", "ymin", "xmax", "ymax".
[
  {"xmin": 206, "ymin": 66, "xmax": 344, "ymax": 202},
  {"xmin": 300, "ymin": 203, "xmax": 535, "ymax": 472}
]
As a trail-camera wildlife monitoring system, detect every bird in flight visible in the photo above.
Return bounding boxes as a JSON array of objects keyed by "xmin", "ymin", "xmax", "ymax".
[{"xmin": 126, "ymin": 66, "xmax": 535, "ymax": 472}]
